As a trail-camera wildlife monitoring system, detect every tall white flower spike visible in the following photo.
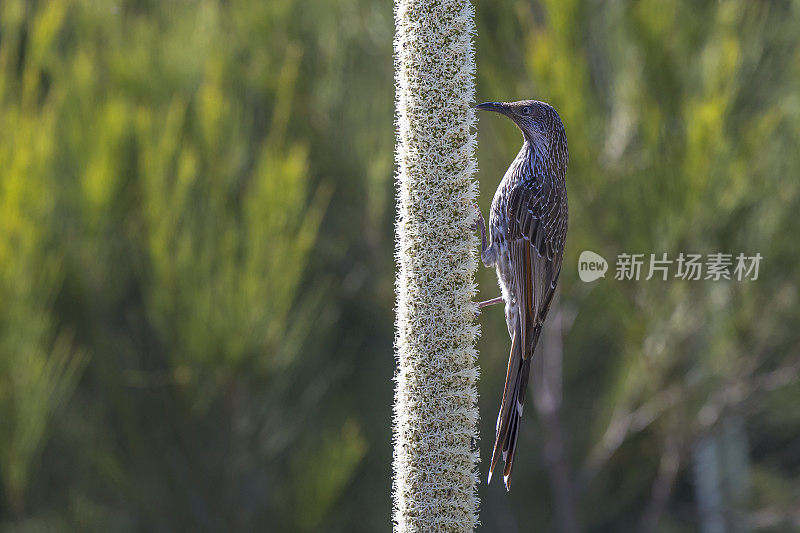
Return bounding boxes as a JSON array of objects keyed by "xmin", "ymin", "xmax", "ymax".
[{"xmin": 392, "ymin": 0, "xmax": 481, "ymax": 531}]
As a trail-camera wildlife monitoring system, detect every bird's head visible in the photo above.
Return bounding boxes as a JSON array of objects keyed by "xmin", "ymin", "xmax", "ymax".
[{"xmin": 475, "ymin": 100, "xmax": 567, "ymax": 161}]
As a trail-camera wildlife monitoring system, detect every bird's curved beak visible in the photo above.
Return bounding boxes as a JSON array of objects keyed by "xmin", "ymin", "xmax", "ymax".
[{"xmin": 474, "ymin": 101, "xmax": 508, "ymax": 115}]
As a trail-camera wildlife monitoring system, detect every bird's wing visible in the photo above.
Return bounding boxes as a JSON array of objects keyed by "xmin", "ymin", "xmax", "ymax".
[
  {"xmin": 508, "ymin": 171, "xmax": 567, "ymax": 345},
  {"xmin": 490, "ymin": 169, "xmax": 567, "ymax": 490}
]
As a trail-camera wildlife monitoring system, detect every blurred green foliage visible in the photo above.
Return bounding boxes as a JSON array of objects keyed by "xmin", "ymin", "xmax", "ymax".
[{"xmin": 0, "ymin": 0, "xmax": 798, "ymax": 531}]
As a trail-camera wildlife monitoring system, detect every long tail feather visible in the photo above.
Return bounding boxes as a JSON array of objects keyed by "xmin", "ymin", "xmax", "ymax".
[
  {"xmin": 489, "ymin": 326, "xmax": 533, "ymax": 489},
  {"xmin": 489, "ymin": 328, "xmax": 520, "ymax": 482},
  {"xmin": 502, "ymin": 357, "xmax": 530, "ymax": 490}
]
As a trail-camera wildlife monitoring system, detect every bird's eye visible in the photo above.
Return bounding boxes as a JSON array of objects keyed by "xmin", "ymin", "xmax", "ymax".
[{"xmin": 521, "ymin": 106, "xmax": 531, "ymax": 115}]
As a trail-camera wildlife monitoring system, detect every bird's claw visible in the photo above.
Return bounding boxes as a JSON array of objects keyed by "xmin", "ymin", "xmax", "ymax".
[
  {"xmin": 470, "ymin": 203, "xmax": 485, "ymax": 231},
  {"xmin": 471, "ymin": 202, "xmax": 489, "ymax": 254}
]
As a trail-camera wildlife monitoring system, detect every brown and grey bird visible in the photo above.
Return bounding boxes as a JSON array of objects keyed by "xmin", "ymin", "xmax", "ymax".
[{"xmin": 473, "ymin": 100, "xmax": 568, "ymax": 491}]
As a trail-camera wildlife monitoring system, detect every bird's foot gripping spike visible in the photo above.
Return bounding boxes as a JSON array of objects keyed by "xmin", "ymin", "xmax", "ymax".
[
  {"xmin": 470, "ymin": 202, "xmax": 488, "ymax": 252},
  {"xmin": 469, "ymin": 201, "xmax": 481, "ymax": 228},
  {"xmin": 475, "ymin": 296, "xmax": 503, "ymax": 318},
  {"xmin": 478, "ymin": 296, "xmax": 503, "ymax": 309}
]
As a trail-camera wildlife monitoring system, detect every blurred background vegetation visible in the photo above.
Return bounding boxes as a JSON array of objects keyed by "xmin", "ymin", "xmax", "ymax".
[{"xmin": 0, "ymin": 0, "xmax": 798, "ymax": 530}]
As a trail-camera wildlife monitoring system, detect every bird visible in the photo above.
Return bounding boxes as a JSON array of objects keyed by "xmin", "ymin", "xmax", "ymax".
[{"xmin": 473, "ymin": 100, "xmax": 568, "ymax": 491}]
